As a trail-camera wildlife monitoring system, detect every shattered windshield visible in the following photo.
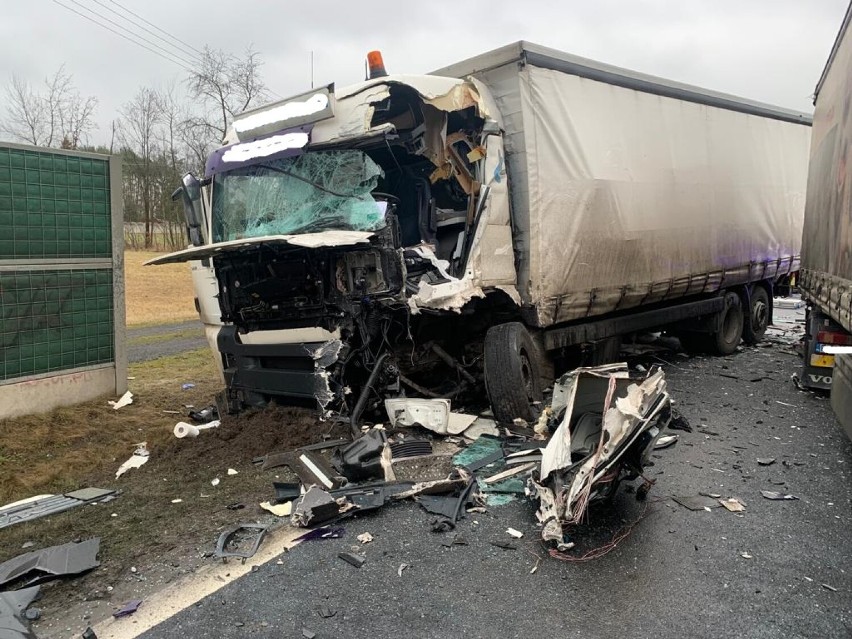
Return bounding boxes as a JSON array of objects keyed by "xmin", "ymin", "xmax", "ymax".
[{"xmin": 211, "ymin": 150, "xmax": 385, "ymax": 241}]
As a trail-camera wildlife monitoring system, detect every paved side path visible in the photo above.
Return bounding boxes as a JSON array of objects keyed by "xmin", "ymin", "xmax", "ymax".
[{"xmin": 127, "ymin": 321, "xmax": 208, "ymax": 363}]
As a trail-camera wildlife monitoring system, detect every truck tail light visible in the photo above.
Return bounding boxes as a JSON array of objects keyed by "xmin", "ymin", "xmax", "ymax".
[{"xmin": 816, "ymin": 330, "xmax": 852, "ymax": 345}]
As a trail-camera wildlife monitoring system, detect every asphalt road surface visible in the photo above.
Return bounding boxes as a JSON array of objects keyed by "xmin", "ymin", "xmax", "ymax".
[
  {"xmin": 127, "ymin": 321, "xmax": 207, "ymax": 363},
  {"xmin": 140, "ymin": 341, "xmax": 852, "ymax": 639}
]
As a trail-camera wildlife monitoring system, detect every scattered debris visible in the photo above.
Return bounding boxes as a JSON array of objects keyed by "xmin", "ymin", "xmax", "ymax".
[
  {"xmin": 719, "ymin": 498, "xmax": 746, "ymax": 512},
  {"xmin": 483, "ymin": 462, "xmax": 537, "ymax": 484},
  {"xmin": 0, "ymin": 585, "xmax": 40, "ymax": 639},
  {"xmin": 291, "ymin": 486, "xmax": 340, "ymax": 527},
  {"xmin": 462, "ymin": 417, "xmax": 500, "ymax": 440},
  {"xmin": 295, "ymin": 527, "xmax": 344, "ymax": 542},
  {"xmin": 302, "ymin": 628, "xmax": 316, "ymax": 639},
  {"xmin": 668, "ymin": 408, "xmax": 693, "ymax": 432},
  {"xmin": 757, "ymin": 458, "xmax": 776, "ymax": 466},
  {"xmin": 490, "ymin": 540, "xmax": 517, "ymax": 550},
  {"xmin": 673, "ymin": 495, "xmax": 722, "ymax": 511},
  {"xmin": 385, "ymin": 398, "xmax": 473, "ymax": 435},
  {"xmin": 506, "ymin": 527, "xmax": 524, "ymax": 539},
  {"xmin": 317, "ymin": 605, "xmax": 337, "ymax": 619},
  {"xmin": 211, "ymin": 478, "xmax": 220, "ymax": 487},
  {"xmin": 0, "ymin": 488, "xmax": 116, "ymax": 530},
  {"xmin": 112, "ymin": 600, "xmax": 143, "ymax": 618},
  {"xmin": 0, "ymin": 538, "xmax": 100, "ymax": 588},
  {"xmin": 82, "ymin": 627, "xmax": 98, "ymax": 639},
  {"xmin": 338, "ymin": 552, "xmax": 365, "ymax": 568},
  {"xmin": 397, "ymin": 562, "xmax": 409, "ymax": 577},
  {"xmin": 227, "ymin": 468, "xmax": 239, "ymax": 476},
  {"xmin": 333, "ymin": 429, "xmax": 387, "ymax": 481},
  {"xmin": 529, "ymin": 364, "xmax": 670, "ymax": 548},
  {"xmin": 272, "ymin": 482, "xmax": 301, "ymax": 504},
  {"xmin": 115, "ymin": 443, "xmax": 149, "ymax": 479},
  {"xmin": 173, "ymin": 421, "xmax": 220, "ymax": 438},
  {"xmin": 654, "ymin": 434, "xmax": 679, "ymax": 449},
  {"xmin": 259, "ymin": 501, "xmax": 292, "ymax": 517},
  {"xmin": 214, "ymin": 524, "xmax": 269, "ymax": 561},
  {"xmin": 822, "ymin": 583, "xmax": 838, "ymax": 592},
  {"xmin": 107, "ymin": 391, "xmax": 134, "ymax": 410},
  {"xmin": 357, "ymin": 532, "xmax": 374, "ymax": 544},
  {"xmin": 170, "ymin": 499, "xmax": 183, "ymax": 504},
  {"xmin": 181, "ymin": 383, "xmax": 195, "ymax": 390},
  {"xmin": 188, "ymin": 405, "xmax": 218, "ymax": 423},
  {"xmin": 741, "ymin": 552, "xmax": 753, "ymax": 559},
  {"xmin": 389, "ymin": 438, "xmax": 433, "ymax": 461},
  {"xmin": 760, "ymin": 490, "xmax": 799, "ymax": 501}
]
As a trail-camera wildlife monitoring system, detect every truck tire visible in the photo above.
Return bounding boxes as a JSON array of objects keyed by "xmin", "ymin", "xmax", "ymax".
[
  {"xmin": 742, "ymin": 285, "xmax": 770, "ymax": 345},
  {"xmin": 709, "ymin": 292, "xmax": 744, "ymax": 355},
  {"xmin": 484, "ymin": 322, "xmax": 543, "ymax": 424}
]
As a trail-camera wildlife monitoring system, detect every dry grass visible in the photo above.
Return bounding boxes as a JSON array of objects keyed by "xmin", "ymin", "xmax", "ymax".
[
  {"xmin": 0, "ymin": 348, "xmax": 219, "ymax": 503},
  {"xmin": 124, "ymin": 249, "xmax": 199, "ymax": 326}
]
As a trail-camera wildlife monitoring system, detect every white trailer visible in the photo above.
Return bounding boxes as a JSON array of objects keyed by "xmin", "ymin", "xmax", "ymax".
[{"xmin": 153, "ymin": 43, "xmax": 812, "ymax": 427}]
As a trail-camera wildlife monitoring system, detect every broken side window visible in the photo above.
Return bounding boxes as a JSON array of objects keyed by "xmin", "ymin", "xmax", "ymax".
[{"xmin": 211, "ymin": 150, "xmax": 386, "ymax": 241}]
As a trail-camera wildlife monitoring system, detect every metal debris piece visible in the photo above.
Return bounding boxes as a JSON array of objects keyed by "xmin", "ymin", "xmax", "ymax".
[
  {"xmin": 0, "ymin": 488, "xmax": 116, "ymax": 530},
  {"xmin": 483, "ymin": 462, "xmax": 537, "ymax": 484},
  {"xmin": 116, "ymin": 443, "xmax": 149, "ymax": 479},
  {"xmin": 295, "ymin": 527, "xmax": 345, "ymax": 542},
  {"xmin": 338, "ymin": 552, "xmax": 365, "ymax": 568},
  {"xmin": 506, "ymin": 527, "xmax": 524, "ymax": 538},
  {"xmin": 719, "ymin": 498, "xmax": 746, "ymax": 512},
  {"xmin": 214, "ymin": 524, "xmax": 269, "ymax": 561},
  {"xmin": 760, "ymin": 490, "xmax": 799, "ymax": 501},
  {"xmin": 0, "ymin": 585, "xmax": 40, "ymax": 639},
  {"xmin": 822, "ymin": 583, "xmax": 838, "ymax": 592},
  {"xmin": 291, "ymin": 486, "xmax": 340, "ymax": 527},
  {"xmin": 113, "ymin": 600, "xmax": 143, "ymax": 618},
  {"xmin": 389, "ymin": 439, "xmax": 433, "ymax": 461},
  {"xmin": 673, "ymin": 495, "xmax": 722, "ymax": 511},
  {"xmin": 0, "ymin": 538, "xmax": 100, "ymax": 588},
  {"xmin": 356, "ymin": 532, "xmax": 374, "ymax": 544},
  {"xmin": 490, "ymin": 540, "xmax": 517, "ymax": 550},
  {"xmin": 757, "ymin": 458, "xmax": 776, "ymax": 466}
]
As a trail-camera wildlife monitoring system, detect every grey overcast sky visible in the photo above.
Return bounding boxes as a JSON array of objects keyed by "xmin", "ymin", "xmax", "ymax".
[{"xmin": 0, "ymin": 0, "xmax": 849, "ymax": 146}]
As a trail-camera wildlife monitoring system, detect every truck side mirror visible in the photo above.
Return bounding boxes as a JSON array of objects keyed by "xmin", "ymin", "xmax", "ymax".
[{"xmin": 173, "ymin": 173, "xmax": 204, "ymax": 247}]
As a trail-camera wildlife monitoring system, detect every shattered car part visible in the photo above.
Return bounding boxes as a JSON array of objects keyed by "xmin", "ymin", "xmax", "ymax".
[
  {"xmin": 653, "ymin": 434, "xmax": 679, "ymax": 450},
  {"xmin": 672, "ymin": 495, "xmax": 723, "ymax": 511},
  {"xmin": 0, "ymin": 585, "xmax": 40, "ymax": 639},
  {"xmin": 116, "ymin": 443, "xmax": 149, "ymax": 479},
  {"xmin": 389, "ymin": 438, "xmax": 433, "ymax": 461},
  {"xmin": 719, "ymin": 498, "xmax": 746, "ymax": 512},
  {"xmin": 291, "ymin": 486, "xmax": 340, "ymax": 527},
  {"xmin": 385, "ymin": 399, "xmax": 452, "ymax": 434},
  {"xmin": 337, "ymin": 552, "xmax": 365, "ymax": 568},
  {"xmin": 0, "ymin": 539, "xmax": 100, "ymax": 589},
  {"xmin": 530, "ymin": 364, "xmax": 670, "ymax": 547},
  {"xmin": 273, "ymin": 451, "xmax": 346, "ymax": 490},
  {"xmin": 0, "ymin": 488, "xmax": 116, "ymax": 530},
  {"xmin": 333, "ymin": 429, "xmax": 387, "ymax": 481},
  {"xmin": 214, "ymin": 524, "xmax": 269, "ymax": 561},
  {"xmin": 295, "ymin": 527, "xmax": 345, "ymax": 542},
  {"xmin": 261, "ymin": 440, "xmax": 349, "ymax": 470},
  {"xmin": 760, "ymin": 490, "xmax": 800, "ymax": 501},
  {"xmin": 273, "ymin": 482, "xmax": 302, "ymax": 504},
  {"xmin": 113, "ymin": 600, "xmax": 143, "ymax": 618}
]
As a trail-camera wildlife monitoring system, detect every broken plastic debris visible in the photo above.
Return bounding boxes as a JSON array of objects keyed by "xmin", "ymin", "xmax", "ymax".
[
  {"xmin": 115, "ymin": 443, "xmax": 149, "ymax": 479},
  {"xmin": 181, "ymin": 383, "xmax": 195, "ymax": 390},
  {"xmin": 760, "ymin": 490, "xmax": 799, "ymax": 501},
  {"xmin": 741, "ymin": 552, "xmax": 753, "ymax": 559},
  {"xmin": 822, "ymin": 583, "xmax": 838, "ymax": 592},
  {"xmin": 211, "ymin": 478, "xmax": 220, "ymax": 487},
  {"xmin": 170, "ymin": 499, "xmax": 183, "ymax": 504},
  {"xmin": 654, "ymin": 434, "xmax": 679, "ymax": 449},
  {"xmin": 227, "ymin": 468, "xmax": 239, "ymax": 476},
  {"xmin": 113, "ymin": 599, "xmax": 143, "ymax": 618},
  {"xmin": 291, "ymin": 486, "xmax": 340, "ymax": 527},
  {"xmin": 757, "ymin": 458, "xmax": 776, "ymax": 466},
  {"xmin": 260, "ymin": 501, "xmax": 292, "ymax": 517},
  {"xmin": 397, "ymin": 563, "xmax": 409, "ymax": 577},
  {"xmin": 356, "ymin": 532, "xmax": 374, "ymax": 544},
  {"xmin": 719, "ymin": 498, "xmax": 746, "ymax": 512},
  {"xmin": 506, "ymin": 527, "xmax": 524, "ymax": 539},
  {"xmin": 108, "ymin": 391, "xmax": 133, "ymax": 410}
]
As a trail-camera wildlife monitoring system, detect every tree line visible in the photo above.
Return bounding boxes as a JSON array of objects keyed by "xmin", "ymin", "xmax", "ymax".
[{"xmin": 1, "ymin": 47, "xmax": 269, "ymax": 250}]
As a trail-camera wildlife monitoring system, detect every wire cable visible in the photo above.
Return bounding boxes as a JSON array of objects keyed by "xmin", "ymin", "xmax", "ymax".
[{"xmin": 106, "ymin": 0, "xmax": 205, "ymax": 57}]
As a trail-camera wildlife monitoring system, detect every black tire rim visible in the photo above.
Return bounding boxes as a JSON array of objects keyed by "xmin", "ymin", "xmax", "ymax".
[{"xmin": 752, "ymin": 299, "xmax": 768, "ymax": 333}]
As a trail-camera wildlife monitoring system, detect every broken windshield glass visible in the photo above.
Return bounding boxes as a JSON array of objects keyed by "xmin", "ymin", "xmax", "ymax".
[{"xmin": 212, "ymin": 150, "xmax": 385, "ymax": 241}]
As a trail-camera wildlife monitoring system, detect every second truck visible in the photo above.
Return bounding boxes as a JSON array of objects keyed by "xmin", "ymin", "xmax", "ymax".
[{"xmin": 151, "ymin": 42, "xmax": 812, "ymax": 427}]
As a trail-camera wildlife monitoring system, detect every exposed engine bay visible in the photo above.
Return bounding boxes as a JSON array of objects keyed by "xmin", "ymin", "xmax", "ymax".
[{"xmin": 209, "ymin": 81, "xmax": 522, "ymax": 427}]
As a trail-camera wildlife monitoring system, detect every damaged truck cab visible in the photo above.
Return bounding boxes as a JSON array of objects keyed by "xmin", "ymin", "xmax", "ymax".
[
  {"xmin": 151, "ymin": 61, "xmax": 523, "ymax": 427},
  {"xmin": 151, "ymin": 44, "xmax": 811, "ymax": 430}
]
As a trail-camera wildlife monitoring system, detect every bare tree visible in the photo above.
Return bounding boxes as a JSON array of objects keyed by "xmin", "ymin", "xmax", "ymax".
[
  {"xmin": 119, "ymin": 88, "xmax": 161, "ymax": 248},
  {"xmin": 1, "ymin": 66, "xmax": 98, "ymax": 149},
  {"xmin": 186, "ymin": 46, "xmax": 269, "ymax": 142}
]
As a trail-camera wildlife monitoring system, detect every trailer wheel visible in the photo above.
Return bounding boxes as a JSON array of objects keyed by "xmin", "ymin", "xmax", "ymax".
[
  {"xmin": 742, "ymin": 285, "xmax": 770, "ymax": 345},
  {"xmin": 484, "ymin": 322, "xmax": 542, "ymax": 424},
  {"xmin": 710, "ymin": 293, "xmax": 744, "ymax": 355}
]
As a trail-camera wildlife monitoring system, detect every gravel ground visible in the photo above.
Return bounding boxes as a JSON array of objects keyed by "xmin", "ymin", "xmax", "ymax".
[{"xmin": 139, "ymin": 342, "xmax": 852, "ymax": 639}]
